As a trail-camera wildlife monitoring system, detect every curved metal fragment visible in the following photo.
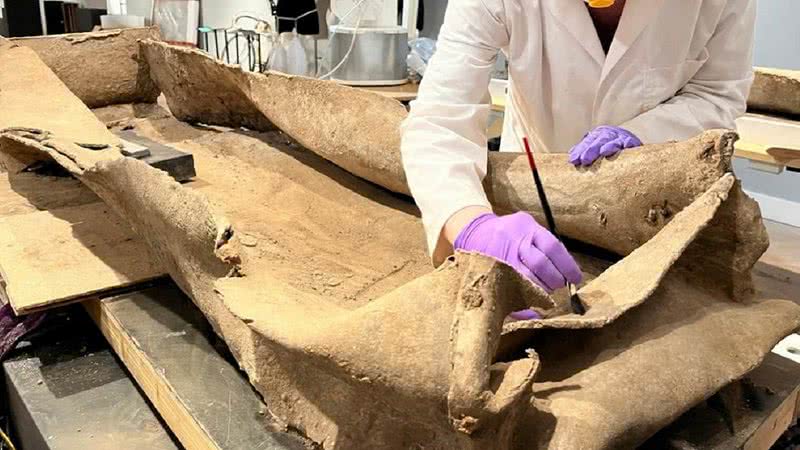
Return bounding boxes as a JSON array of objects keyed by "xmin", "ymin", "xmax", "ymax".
[{"xmin": 2, "ymin": 36, "xmax": 799, "ymax": 450}]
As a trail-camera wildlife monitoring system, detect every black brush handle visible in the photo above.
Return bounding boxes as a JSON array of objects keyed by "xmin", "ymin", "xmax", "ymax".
[
  {"xmin": 522, "ymin": 138, "xmax": 558, "ymax": 236},
  {"xmin": 530, "ymin": 166, "xmax": 558, "ymax": 235},
  {"xmin": 522, "ymin": 137, "xmax": 586, "ymax": 316}
]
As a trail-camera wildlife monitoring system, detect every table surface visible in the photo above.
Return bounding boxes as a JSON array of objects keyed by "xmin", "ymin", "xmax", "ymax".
[{"xmin": 85, "ymin": 284, "xmax": 310, "ymax": 450}]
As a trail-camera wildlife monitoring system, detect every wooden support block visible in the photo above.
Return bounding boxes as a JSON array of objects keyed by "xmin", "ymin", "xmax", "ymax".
[
  {"xmin": 745, "ymin": 370, "xmax": 800, "ymax": 450},
  {"xmin": 85, "ymin": 283, "xmax": 309, "ymax": 450},
  {"xmin": 641, "ymin": 352, "xmax": 800, "ymax": 450},
  {"xmin": 795, "ymin": 385, "xmax": 800, "ymax": 422},
  {"xmin": 744, "ymin": 391, "xmax": 798, "ymax": 450},
  {"xmin": 767, "ymin": 148, "xmax": 800, "ymax": 171},
  {"xmin": 2, "ymin": 306, "xmax": 179, "ymax": 450}
]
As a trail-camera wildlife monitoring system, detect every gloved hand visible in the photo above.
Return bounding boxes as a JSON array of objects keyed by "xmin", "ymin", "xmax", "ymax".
[
  {"xmin": 569, "ymin": 125, "xmax": 642, "ymax": 167},
  {"xmin": 454, "ymin": 212, "xmax": 583, "ymax": 319}
]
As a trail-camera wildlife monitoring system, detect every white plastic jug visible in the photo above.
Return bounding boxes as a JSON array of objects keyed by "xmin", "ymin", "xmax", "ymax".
[
  {"xmin": 283, "ymin": 32, "xmax": 309, "ymax": 76},
  {"xmin": 267, "ymin": 35, "xmax": 289, "ymax": 73}
]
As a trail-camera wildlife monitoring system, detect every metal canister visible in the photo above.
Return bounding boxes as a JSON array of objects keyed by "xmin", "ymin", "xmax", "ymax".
[{"xmin": 328, "ymin": 25, "xmax": 409, "ymax": 86}]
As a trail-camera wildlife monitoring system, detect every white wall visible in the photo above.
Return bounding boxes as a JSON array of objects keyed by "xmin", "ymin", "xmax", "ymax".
[
  {"xmin": 736, "ymin": 0, "xmax": 800, "ymax": 226},
  {"xmin": 93, "ymin": 0, "xmax": 278, "ymax": 26},
  {"xmin": 200, "ymin": 0, "xmax": 272, "ymax": 29},
  {"xmin": 126, "ymin": 0, "xmax": 153, "ymax": 19},
  {"xmin": 81, "ymin": 0, "xmax": 107, "ymax": 9},
  {"xmin": 753, "ymin": 0, "xmax": 800, "ymax": 70},
  {"xmin": 91, "ymin": 0, "xmax": 152, "ymax": 19}
]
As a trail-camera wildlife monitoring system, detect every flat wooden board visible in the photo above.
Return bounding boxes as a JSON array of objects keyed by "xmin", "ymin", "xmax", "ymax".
[
  {"xmin": 734, "ymin": 141, "xmax": 800, "ymax": 169},
  {"xmin": 0, "ymin": 202, "xmax": 164, "ymax": 314},
  {"xmin": 85, "ymin": 283, "xmax": 309, "ymax": 450},
  {"xmin": 0, "ymin": 172, "xmax": 99, "ymax": 217},
  {"xmin": 744, "ymin": 360, "xmax": 800, "ymax": 450}
]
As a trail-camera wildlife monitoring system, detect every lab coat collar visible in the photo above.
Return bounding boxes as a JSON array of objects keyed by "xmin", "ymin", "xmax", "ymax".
[
  {"xmin": 545, "ymin": 0, "xmax": 668, "ymax": 81},
  {"xmin": 544, "ymin": 0, "xmax": 605, "ymax": 67},
  {"xmin": 600, "ymin": 0, "xmax": 667, "ymax": 81}
]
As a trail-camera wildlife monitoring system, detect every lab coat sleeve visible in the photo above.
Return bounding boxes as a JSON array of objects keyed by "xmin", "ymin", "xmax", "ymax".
[
  {"xmin": 401, "ymin": 0, "xmax": 509, "ymax": 261},
  {"xmin": 622, "ymin": 0, "xmax": 756, "ymax": 144}
]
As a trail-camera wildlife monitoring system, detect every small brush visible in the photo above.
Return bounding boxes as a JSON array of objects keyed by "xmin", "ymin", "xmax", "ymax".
[{"xmin": 521, "ymin": 136, "xmax": 586, "ymax": 315}]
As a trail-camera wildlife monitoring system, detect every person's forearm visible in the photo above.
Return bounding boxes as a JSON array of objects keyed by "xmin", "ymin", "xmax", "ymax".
[
  {"xmin": 432, "ymin": 205, "xmax": 493, "ymax": 264},
  {"xmin": 443, "ymin": 205, "xmax": 493, "ymax": 244}
]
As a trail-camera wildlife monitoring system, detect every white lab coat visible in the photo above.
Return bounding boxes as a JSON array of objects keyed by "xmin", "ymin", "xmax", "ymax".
[{"xmin": 401, "ymin": 0, "xmax": 755, "ymax": 259}]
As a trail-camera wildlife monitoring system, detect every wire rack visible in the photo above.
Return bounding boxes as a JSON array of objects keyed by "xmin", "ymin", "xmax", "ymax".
[
  {"xmin": 197, "ymin": 4, "xmax": 319, "ymax": 74},
  {"xmin": 198, "ymin": 27, "xmax": 270, "ymax": 72}
]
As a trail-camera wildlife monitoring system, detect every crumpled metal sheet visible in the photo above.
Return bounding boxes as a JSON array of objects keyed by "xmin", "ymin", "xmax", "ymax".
[
  {"xmin": 1, "ymin": 36, "xmax": 799, "ymax": 449},
  {"xmin": 749, "ymin": 68, "xmax": 800, "ymax": 117},
  {"xmin": 11, "ymin": 28, "xmax": 161, "ymax": 108}
]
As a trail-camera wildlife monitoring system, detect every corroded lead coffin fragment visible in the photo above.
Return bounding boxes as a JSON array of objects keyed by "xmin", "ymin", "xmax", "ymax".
[
  {"xmin": 748, "ymin": 67, "xmax": 800, "ymax": 117},
  {"xmin": 11, "ymin": 27, "xmax": 161, "ymax": 108},
  {"xmin": 2, "ymin": 37, "xmax": 799, "ymax": 449}
]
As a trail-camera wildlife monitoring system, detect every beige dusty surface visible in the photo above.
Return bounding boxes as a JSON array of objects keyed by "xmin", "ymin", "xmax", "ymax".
[
  {"xmin": 2, "ymin": 37, "xmax": 800, "ymax": 450},
  {"xmin": 18, "ymin": 108, "xmax": 800, "ymax": 449},
  {"xmin": 11, "ymin": 28, "xmax": 161, "ymax": 108},
  {"xmin": 0, "ymin": 171, "xmax": 97, "ymax": 215},
  {"xmin": 142, "ymin": 39, "xmax": 410, "ymax": 194},
  {"xmin": 749, "ymin": 67, "xmax": 800, "ymax": 117},
  {"xmin": 143, "ymin": 40, "xmax": 769, "ymax": 305},
  {"xmin": 0, "ymin": 38, "xmax": 120, "ymax": 148},
  {"xmin": 0, "ymin": 162, "xmax": 165, "ymax": 313},
  {"xmin": 0, "ymin": 202, "xmax": 163, "ymax": 312},
  {"xmin": 142, "ymin": 41, "xmax": 759, "ymax": 267},
  {"xmin": 176, "ymin": 130, "xmax": 431, "ymax": 306}
]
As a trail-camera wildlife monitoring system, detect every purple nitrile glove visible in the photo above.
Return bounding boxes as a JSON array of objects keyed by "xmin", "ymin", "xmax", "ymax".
[
  {"xmin": 1, "ymin": 303, "xmax": 46, "ymax": 361},
  {"xmin": 454, "ymin": 212, "xmax": 583, "ymax": 320},
  {"xmin": 569, "ymin": 125, "xmax": 642, "ymax": 167},
  {"xmin": 508, "ymin": 309, "xmax": 542, "ymax": 321}
]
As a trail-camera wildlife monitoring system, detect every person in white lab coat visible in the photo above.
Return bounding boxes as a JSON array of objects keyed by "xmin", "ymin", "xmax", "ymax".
[{"xmin": 401, "ymin": 0, "xmax": 755, "ymax": 299}]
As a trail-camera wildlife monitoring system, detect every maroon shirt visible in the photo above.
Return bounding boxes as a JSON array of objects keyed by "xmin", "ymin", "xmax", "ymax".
[{"xmin": 587, "ymin": 0, "xmax": 627, "ymax": 54}]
